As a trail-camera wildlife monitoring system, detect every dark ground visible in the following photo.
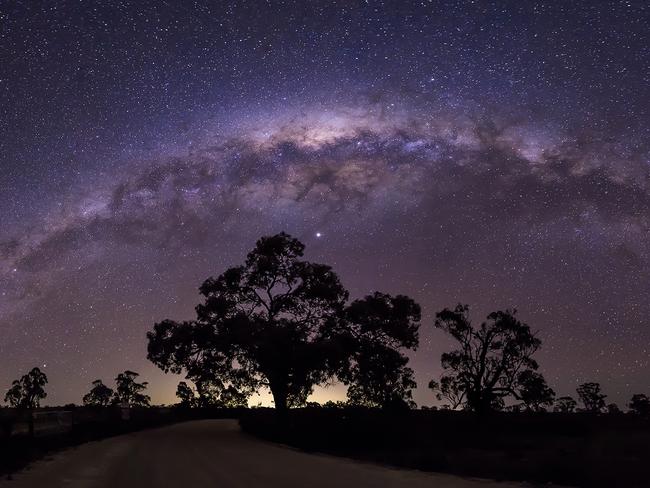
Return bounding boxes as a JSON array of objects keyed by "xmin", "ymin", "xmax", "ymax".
[
  {"xmin": 239, "ymin": 408, "xmax": 650, "ymax": 488},
  {"xmin": 3, "ymin": 407, "xmax": 649, "ymax": 487},
  {"xmin": 1, "ymin": 420, "xmax": 525, "ymax": 488},
  {"xmin": 0, "ymin": 407, "xmax": 244, "ymax": 476}
]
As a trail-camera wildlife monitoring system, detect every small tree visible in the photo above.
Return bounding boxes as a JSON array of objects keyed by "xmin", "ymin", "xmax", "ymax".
[
  {"xmin": 434, "ymin": 304, "xmax": 542, "ymax": 414},
  {"xmin": 4, "ymin": 367, "xmax": 48, "ymax": 436},
  {"xmin": 516, "ymin": 370, "xmax": 555, "ymax": 412},
  {"xmin": 554, "ymin": 396, "xmax": 577, "ymax": 413},
  {"xmin": 83, "ymin": 380, "xmax": 115, "ymax": 407},
  {"xmin": 628, "ymin": 394, "xmax": 650, "ymax": 417},
  {"xmin": 577, "ymin": 382, "xmax": 606, "ymax": 413},
  {"xmin": 340, "ymin": 293, "xmax": 420, "ymax": 409},
  {"xmin": 114, "ymin": 370, "xmax": 150, "ymax": 407},
  {"xmin": 4, "ymin": 367, "xmax": 48, "ymax": 409},
  {"xmin": 176, "ymin": 381, "xmax": 196, "ymax": 407}
]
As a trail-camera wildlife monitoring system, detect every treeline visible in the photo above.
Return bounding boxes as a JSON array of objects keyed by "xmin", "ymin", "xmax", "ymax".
[
  {"xmin": 4, "ymin": 233, "xmax": 649, "ymax": 417},
  {"xmin": 3, "ymin": 369, "xmax": 150, "ymax": 409},
  {"xmin": 145, "ymin": 233, "xmax": 650, "ymax": 416}
]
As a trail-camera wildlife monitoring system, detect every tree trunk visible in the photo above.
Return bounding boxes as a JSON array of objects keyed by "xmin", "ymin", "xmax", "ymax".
[{"xmin": 271, "ymin": 385, "xmax": 288, "ymax": 413}]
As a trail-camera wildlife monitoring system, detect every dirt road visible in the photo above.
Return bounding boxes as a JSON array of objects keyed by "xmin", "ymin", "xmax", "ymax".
[{"xmin": 2, "ymin": 420, "xmax": 532, "ymax": 487}]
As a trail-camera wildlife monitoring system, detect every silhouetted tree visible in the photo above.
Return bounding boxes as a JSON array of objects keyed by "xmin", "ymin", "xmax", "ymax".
[
  {"xmin": 148, "ymin": 234, "xmax": 420, "ymax": 411},
  {"xmin": 147, "ymin": 233, "xmax": 349, "ymax": 411},
  {"xmin": 194, "ymin": 375, "xmax": 252, "ymax": 407},
  {"xmin": 628, "ymin": 394, "xmax": 650, "ymax": 417},
  {"xmin": 114, "ymin": 370, "xmax": 150, "ymax": 407},
  {"xmin": 82, "ymin": 379, "xmax": 114, "ymax": 407},
  {"xmin": 577, "ymin": 382, "xmax": 606, "ymax": 413},
  {"xmin": 4, "ymin": 368, "xmax": 48, "ymax": 409},
  {"xmin": 176, "ymin": 381, "xmax": 196, "ymax": 407},
  {"xmin": 322, "ymin": 400, "xmax": 347, "ymax": 408},
  {"xmin": 340, "ymin": 293, "xmax": 420, "ymax": 409},
  {"xmin": 606, "ymin": 403, "xmax": 621, "ymax": 415},
  {"xmin": 4, "ymin": 367, "xmax": 48, "ymax": 436},
  {"xmin": 195, "ymin": 379, "xmax": 220, "ymax": 407},
  {"xmin": 428, "ymin": 376, "xmax": 466, "ymax": 410},
  {"xmin": 554, "ymin": 396, "xmax": 577, "ymax": 413},
  {"xmin": 516, "ymin": 370, "xmax": 555, "ymax": 412},
  {"xmin": 433, "ymin": 305, "xmax": 542, "ymax": 414},
  {"xmin": 490, "ymin": 396, "xmax": 506, "ymax": 411},
  {"xmin": 219, "ymin": 385, "xmax": 249, "ymax": 408}
]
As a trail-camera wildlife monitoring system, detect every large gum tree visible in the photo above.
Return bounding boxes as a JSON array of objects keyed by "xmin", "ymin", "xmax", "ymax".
[
  {"xmin": 148, "ymin": 233, "xmax": 422, "ymax": 411},
  {"xmin": 147, "ymin": 233, "xmax": 350, "ymax": 411}
]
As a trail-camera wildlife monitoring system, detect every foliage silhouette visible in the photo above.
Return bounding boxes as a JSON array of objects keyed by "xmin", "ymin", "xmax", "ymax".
[
  {"xmin": 176, "ymin": 381, "xmax": 196, "ymax": 407},
  {"xmin": 339, "ymin": 292, "xmax": 420, "ymax": 408},
  {"xmin": 577, "ymin": 382, "xmax": 606, "ymax": 413},
  {"xmin": 428, "ymin": 376, "xmax": 466, "ymax": 410},
  {"xmin": 193, "ymin": 377, "xmax": 251, "ymax": 407},
  {"xmin": 114, "ymin": 370, "xmax": 150, "ymax": 407},
  {"xmin": 195, "ymin": 379, "xmax": 221, "ymax": 407},
  {"xmin": 432, "ymin": 304, "xmax": 542, "ymax": 414},
  {"xmin": 218, "ymin": 384, "xmax": 249, "ymax": 407},
  {"xmin": 148, "ymin": 233, "xmax": 348, "ymax": 410},
  {"xmin": 4, "ymin": 367, "xmax": 48, "ymax": 410},
  {"xmin": 553, "ymin": 396, "xmax": 577, "ymax": 413},
  {"xmin": 147, "ymin": 233, "xmax": 420, "ymax": 411},
  {"xmin": 628, "ymin": 394, "xmax": 650, "ymax": 417},
  {"xmin": 516, "ymin": 370, "xmax": 555, "ymax": 412},
  {"xmin": 82, "ymin": 380, "xmax": 114, "ymax": 407},
  {"xmin": 4, "ymin": 367, "xmax": 48, "ymax": 437},
  {"xmin": 322, "ymin": 400, "xmax": 347, "ymax": 408}
]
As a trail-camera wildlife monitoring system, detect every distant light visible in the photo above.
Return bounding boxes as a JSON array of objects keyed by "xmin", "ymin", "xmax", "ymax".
[{"xmin": 316, "ymin": 232, "xmax": 322, "ymax": 238}]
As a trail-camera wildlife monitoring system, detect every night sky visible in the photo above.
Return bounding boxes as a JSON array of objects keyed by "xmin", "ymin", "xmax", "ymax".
[{"xmin": 1, "ymin": 1, "xmax": 648, "ymax": 407}]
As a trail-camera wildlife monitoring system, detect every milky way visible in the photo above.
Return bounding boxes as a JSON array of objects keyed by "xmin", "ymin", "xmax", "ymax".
[{"xmin": 1, "ymin": 1, "xmax": 648, "ymax": 406}]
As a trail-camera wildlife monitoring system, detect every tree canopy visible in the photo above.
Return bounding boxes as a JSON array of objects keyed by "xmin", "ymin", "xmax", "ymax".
[
  {"xmin": 83, "ymin": 379, "xmax": 115, "ymax": 407},
  {"xmin": 432, "ymin": 304, "xmax": 543, "ymax": 413},
  {"xmin": 554, "ymin": 396, "xmax": 577, "ymax": 413},
  {"xmin": 4, "ymin": 367, "xmax": 48, "ymax": 409},
  {"xmin": 147, "ymin": 233, "xmax": 420, "ymax": 410},
  {"xmin": 114, "ymin": 370, "xmax": 150, "ymax": 407},
  {"xmin": 176, "ymin": 381, "xmax": 196, "ymax": 407},
  {"xmin": 516, "ymin": 370, "xmax": 555, "ymax": 412},
  {"xmin": 577, "ymin": 382, "xmax": 606, "ymax": 413},
  {"xmin": 629, "ymin": 394, "xmax": 650, "ymax": 417},
  {"xmin": 340, "ymin": 292, "xmax": 420, "ymax": 408},
  {"xmin": 428, "ymin": 376, "xmax": 466, "ymax": 410}
]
